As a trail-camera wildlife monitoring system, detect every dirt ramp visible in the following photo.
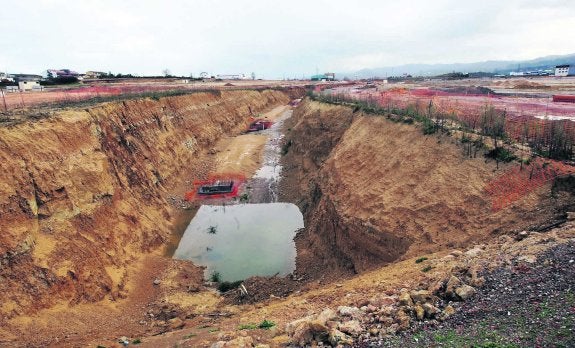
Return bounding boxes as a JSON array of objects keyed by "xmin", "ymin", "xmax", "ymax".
[{"xmin": 282, "ymin": 99, "xmax": 568, "ymax": 280}]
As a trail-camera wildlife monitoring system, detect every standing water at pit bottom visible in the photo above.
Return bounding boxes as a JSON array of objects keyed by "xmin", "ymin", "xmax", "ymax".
[{"xmin": 173, "ymin": 203, "xmax": 303, "ymax": 282}]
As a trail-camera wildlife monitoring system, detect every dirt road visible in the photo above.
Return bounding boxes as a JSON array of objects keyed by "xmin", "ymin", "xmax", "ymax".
[{"xmin": 212, "ymin": 105, "xmax": 289, "ymax": 176}]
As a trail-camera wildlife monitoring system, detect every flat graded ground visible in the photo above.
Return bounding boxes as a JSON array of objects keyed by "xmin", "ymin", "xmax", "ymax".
[{"xmin": 212, "ymin": 105, "xmax": 289, "ymax": 175}]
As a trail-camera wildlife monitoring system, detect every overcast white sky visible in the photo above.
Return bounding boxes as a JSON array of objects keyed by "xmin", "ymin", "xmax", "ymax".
[{"xmin": 1, "ymin": 0, "xmax": 574, "ymax": 79}]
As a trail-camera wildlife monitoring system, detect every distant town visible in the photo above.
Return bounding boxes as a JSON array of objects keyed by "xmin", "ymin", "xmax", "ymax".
[{"xmin": 0, "ymin": 64, "xmax": 573, "ymax": 93}]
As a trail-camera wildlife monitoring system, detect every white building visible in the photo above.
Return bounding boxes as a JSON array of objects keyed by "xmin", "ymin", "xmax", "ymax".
[
  {"xmin": 555, "ymin": 65, "xmax": 573, "ymax": 77},
  {"xmin": 18, "ymin": 80, "xmax": 40, "ymax": 91},
  {"xmin": 216, "ymin": 74, "xmax": 247, "ymax": 80},
  {"xmin": 0, "ymin": 72, "xmax": 14, "ymax": 82}
]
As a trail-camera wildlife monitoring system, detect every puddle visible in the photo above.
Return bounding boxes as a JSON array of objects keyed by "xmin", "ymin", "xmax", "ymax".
[
  {"xmin": 173, "ymin": 203, "xmax": 303, "ymax": 282},
  {"xmin": 534, "ymin": 115, "xmax": 575, "ymax": 121}
]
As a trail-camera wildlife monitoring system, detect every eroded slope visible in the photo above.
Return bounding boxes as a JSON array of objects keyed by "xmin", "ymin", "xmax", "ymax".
[
  {"xmin": 282, "ymin": 99, "xmax": 569, "ymax": 278},
  {"xmin": 0, "ymin": 89, "xmax": 301, "ymax": 320}
]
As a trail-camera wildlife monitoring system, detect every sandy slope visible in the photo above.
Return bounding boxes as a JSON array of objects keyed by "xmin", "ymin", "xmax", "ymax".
[{"xmin": 0, "ymin": 89, "xmax": 302, "ymax": 346}]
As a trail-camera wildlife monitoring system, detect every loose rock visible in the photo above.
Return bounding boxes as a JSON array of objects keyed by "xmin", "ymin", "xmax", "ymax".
[
  {"xmin": 338, "ymin": 320, "xmax": 362, "ymax": 336},
  {"xmin": 410, "ymin": 290, "xmax": 435, "ymax": 304},
  {"xmin": 338, "ymin": 306, "xmax": 361, "ymax": 317},
  {"xmin": 414, "ymin": 304, "xmax": 425, "ymax": 320},
  {"xmin": 329, "ymin": 328, "xmax": 353, "ymax": 346},
  {"xmin": 399, "ymin": 291, "xmax": 413, "ymax": 306},
  {"xmin": 445, "ymin": 275, "xmax": 462, "ymax": 299},
  {"xmin": 422, "ymin": 303, "xmax": 438, "ymax": 317},
  {"xmin": 455, "ymin": 284, "xmax": 476, "ymax": 300}
]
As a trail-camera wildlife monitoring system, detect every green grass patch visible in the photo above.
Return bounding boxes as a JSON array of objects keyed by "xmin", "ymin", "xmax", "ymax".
[
  {"xmin": 415, "ymin": 257, "xmax": 428, "ymax": 263},
  {"xmin": 132, "ymin": 338, "xmax": 142, "ymax": 344},
  {"xmin": 421, "ymin": 265, "xmax": 433, "ymax": 272},
  {"xmin": 183, "ymin": 333, "xmax": 197, "ymax": 339},
  {"xmin": 434, "ymin": 330, "xmax": 461, "ymax": 343},
  {"xmin": 239, "ymin": 323, "xmax": 258, "ymax": 330},
  {"xmin": 538, "ymin": 301, "xmax": 555, "ymax": 319}
]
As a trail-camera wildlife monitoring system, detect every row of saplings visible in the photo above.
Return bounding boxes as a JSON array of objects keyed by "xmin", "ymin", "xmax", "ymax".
[
  {"xmin": 311, "ymin": 92, "xmax": 575, "ymax": 163},
  {"xmin": 286, "ymin": 258, "xmax": 482, "ymax": 346}
]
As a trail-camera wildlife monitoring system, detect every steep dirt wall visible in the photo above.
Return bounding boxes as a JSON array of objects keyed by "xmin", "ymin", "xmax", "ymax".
[
  {"xmin": 282, "ymin": 99, "xmax": 563, "ymax": 279},
  {"xmin": 0, "ymin": 88, "xmax": 302, "ymax": 319}
]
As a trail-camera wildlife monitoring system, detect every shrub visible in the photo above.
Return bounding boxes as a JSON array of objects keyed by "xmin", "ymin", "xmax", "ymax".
[
  {"xmin": 217, "ymin": 280, "xmax": 243, "ymax": 292},
  {"xmin": 422, "ymin": 266, "xmax": 433, "ymax": 272},
  {"xmin": 415, "ymin": 257, "xmax": 428, "ymax": 263},
  {"xmin": 258, "ymin": 319, "xmax": 276, "ymax": 329},
  {"xmin": 485, "ymin": 147, "xmax": 517, "ymax": 163},
  {"xmin": 422, "ymin": 118, "xmax": 437, "ymax": 135},
  {"xmin": 209, "ymin": 271, "xmax": 221, "ymax": 283},
  {"xmin": 281, "ymin": 139, "xmax": 293, "ymax": 155}
]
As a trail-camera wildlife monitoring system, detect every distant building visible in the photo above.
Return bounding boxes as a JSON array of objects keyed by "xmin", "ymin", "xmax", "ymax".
[
  {"xmin": 12, "ymin": 74, "xmax": 43, "ymax": 82},
  {"xmin": 216, "ymin": 74, "xmax": 247, "ymax": 80},
  {"xmin": 311, "ymin": 73, "xmax": 336, "ymax": 81},
  {"xmin": 555, "ymin": 65, "xmax": 573, "ymax": 77},
  {"xmin": 44, "ymin": 69, "xmax": 80, "ymax": 79},
  {"xmin": 0, "ymin": 72, "xmax": 14, "ymax": 82},
  {"xmin": 84, "ymin": 71, "xmax": 106, "ymax": 79},
  {"xmin": 18, "ymin": 80, "xmax": 41, "ymax": 91}
]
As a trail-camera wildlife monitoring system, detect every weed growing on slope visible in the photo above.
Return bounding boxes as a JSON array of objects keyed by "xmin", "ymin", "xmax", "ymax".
[
  {"xmin": 209, "ymin": 271, "xmax": 221, "ymax": 283},
  {"xmin": 258, "ymin": 319, "xmax": 276, "ymax": 329},
  {"xmin": 415, "ymin": 257, "xmax": 428, "ymax": 263}
]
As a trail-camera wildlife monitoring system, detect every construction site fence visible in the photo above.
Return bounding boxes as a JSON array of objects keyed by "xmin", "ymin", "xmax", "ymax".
[{"xmin": 316, "ymin": 89, "xmax": 575, "ymax": 157}]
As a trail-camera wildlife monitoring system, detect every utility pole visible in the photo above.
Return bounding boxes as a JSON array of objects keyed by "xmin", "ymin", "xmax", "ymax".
[
  {"xmin": 19, "ymin": 90, "xmax": 25, "ymax": 108},
  {"xmin": 1, "ymin": 88, "xmax": 7, "ymax": 112}
]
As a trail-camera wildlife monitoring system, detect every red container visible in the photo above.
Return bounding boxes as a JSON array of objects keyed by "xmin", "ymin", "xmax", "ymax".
[{"xmin": 553, "ymin": 95, "xmax": 575, "ymax": 103}]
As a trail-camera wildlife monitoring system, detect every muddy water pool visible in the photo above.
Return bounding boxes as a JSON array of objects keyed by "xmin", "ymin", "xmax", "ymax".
[{"xmin": 173, "ymin": 203, "xmax": 303, "ymax": 281}]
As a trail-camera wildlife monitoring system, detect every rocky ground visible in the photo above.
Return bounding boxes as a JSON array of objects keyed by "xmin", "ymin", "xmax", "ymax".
[
  {"xmin": 281, "ymin": 227, "xmax": 575, "ymax": 348},
  {"xmin": 365, "ymin": 241, "xmax": 575, "ymax": 348}
]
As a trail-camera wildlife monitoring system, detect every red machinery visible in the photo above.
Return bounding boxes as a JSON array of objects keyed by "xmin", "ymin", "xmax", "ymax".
[
  {"xmin": 184, "ymin": 173, "xmax": 246, "ymax": 201},
  {"xmin": 247, "ymin": 119, "xmax": 273, "ymax": 132}
]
